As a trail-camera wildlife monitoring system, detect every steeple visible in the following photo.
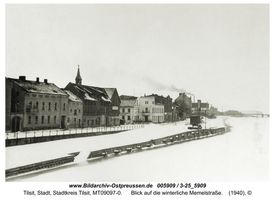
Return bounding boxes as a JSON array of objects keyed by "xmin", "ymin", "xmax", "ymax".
[{"xmin": 75, "ymin": 65, "xmax": 82, "ymax": 85}]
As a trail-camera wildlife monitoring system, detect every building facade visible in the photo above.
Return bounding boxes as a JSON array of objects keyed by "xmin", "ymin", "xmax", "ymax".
[
  {"xmin": 6, "ymin": 76, "xmax": 69, "ymax": 132},
  {"xmin": 192, "ymin": 100, "xmax": 210, "ymax": 113},
  {"xmin": 119, "ymin": 95, "xmax": 138, "ymax": 124},
  {"xmin": 135, "ymin": 96, "xmax": 164, "ymax": 123},
  {"xmin": 104, "ymin": 88, "xmax": 121, "ymax": 126},
  {"xmin": 65, "ymin": 68, "xmax": 120, "ymax": 127},
  {"xmin": 146, "ymin": 94, "xmax": 173, "ymax": 122},
  {"xmin": 64, "ymin": 90, "xmax": 83, "ymax": 128}
]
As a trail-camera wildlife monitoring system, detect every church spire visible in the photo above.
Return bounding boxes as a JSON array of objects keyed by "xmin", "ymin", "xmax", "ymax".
[{"xmin": 75, "ymin": 65, "xmax": 82, "ymax": 85}]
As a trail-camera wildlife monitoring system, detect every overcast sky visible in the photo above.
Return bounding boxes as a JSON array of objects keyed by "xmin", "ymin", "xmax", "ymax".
[{"xmin": 6, "ymin": 4, "xmax": 269, "ymax": 113}]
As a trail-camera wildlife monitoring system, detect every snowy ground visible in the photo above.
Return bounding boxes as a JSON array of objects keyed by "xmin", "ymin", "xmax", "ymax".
[{"xmin": 6, "ymin": 116, "xmax": 269, "ymax": 182}]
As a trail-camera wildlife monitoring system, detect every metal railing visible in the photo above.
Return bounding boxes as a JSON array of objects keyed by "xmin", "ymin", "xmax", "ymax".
[{"xmin": 6, "ymin": 124, "xmax": 144, "ymax": 140}]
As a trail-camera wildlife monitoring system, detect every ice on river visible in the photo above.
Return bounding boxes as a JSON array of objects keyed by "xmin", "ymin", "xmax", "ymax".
[{"xmin": 6, "ymin": 116, "xmax": 269, "ymax": 182}]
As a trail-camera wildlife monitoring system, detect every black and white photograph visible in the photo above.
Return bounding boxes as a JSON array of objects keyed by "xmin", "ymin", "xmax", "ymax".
[{"xmin": 1, "ymin": 2, "xmax": 274, "ymax": 199}]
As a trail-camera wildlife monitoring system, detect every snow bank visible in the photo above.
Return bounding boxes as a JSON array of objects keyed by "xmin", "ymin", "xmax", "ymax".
[{"xmin": 7, "ymin": 117, "xmax": 269, "ymax": 182}]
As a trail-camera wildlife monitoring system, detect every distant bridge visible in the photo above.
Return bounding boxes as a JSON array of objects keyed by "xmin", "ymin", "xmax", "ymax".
[{"xmin": 243, "ymin": 113, "xmax": 269, "ymax": 118}]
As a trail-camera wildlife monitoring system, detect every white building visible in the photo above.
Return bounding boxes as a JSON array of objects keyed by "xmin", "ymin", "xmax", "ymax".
[
  {"xmin": 119, "ymin": 96, "xmax": 137, "ymax": 124},
  {"xmin": 136, "ymin": 96, "xmax": 164, "ymax": 123}
]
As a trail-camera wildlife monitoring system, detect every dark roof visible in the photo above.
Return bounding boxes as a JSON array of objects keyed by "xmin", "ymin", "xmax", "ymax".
[
  {"xmin": 67, "ymin": 82, "xmax": 111, "ymax": 102},
  {"xmin": 7, "ymin": 77, "xmax": 67, "ymax": 96},
  {"xmin": 120, "ymin": 99, "xmax": 137, "ymax": 107},
  {"xmin": 64, "ymin": 90, "xmax": 82, "ymax": 102},
  {"xmin": 120, "ymin": 95, "xmax": 137, "ymax": 100}
]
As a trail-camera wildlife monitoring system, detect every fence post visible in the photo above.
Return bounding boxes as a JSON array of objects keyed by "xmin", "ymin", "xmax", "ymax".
[{"xmin": 16, "ymin": 131, "xmax": 18, "ymax": 145}]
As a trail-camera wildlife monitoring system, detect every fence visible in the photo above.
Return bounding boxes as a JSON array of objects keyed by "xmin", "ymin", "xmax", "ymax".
[{"xmin": 6, "ymin": 124, "xmax": 144, "ymax": 140}]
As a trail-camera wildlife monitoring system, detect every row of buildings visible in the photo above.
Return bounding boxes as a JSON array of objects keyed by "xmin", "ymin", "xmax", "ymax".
[{"xmin": 6, "ymin": 68, "xmax": 215, "ymax": 132}]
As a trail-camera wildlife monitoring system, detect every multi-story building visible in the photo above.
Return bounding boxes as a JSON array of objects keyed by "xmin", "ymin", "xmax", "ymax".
[
  {"xmin": 65, "ymin": 67, "xmax": 120, "ymax": 127},
  {"xmin": 192, "ymin": 100, "xmax": 209, "ymax": 113},
  {"xmin": 119, "ymin": 95, "xmax": 138, "ymax": 124},
  {"xmin": 146, "ymin": 94, "xmax": 173, "ymax": 122},
  {"xmin": 174, "ymin": 93, "xmax": 192, "ymax": 119},
  {"xmin": 6, "ymin": 76, "xmax": 68, "ymax": 132},
  {"xmin": 64, "ymin": 90, "xmax": 83, "ymax": 128},
  {"xmin": 136, "ymin": 96, "xmax": 164, "ymax": 123},
  {"xmin": 104, "ymin": 88, "xmax": 121, "ymax": 126}
]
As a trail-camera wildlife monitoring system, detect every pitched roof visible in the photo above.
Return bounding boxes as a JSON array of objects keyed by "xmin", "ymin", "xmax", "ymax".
[
  {"xmin": 64, "ymin": 90, "xmax": 82, "ymax": 102},
  {"xmin": 7, "ymin": 77, "xmax": 67, "ymax": 96},
  {"xmin": 68, "ymin": 82, "xmax": 111, "ymax": 102},
  {"xmin": 104, "ymin": 88, "xmax": 116, "ymax": 99}
]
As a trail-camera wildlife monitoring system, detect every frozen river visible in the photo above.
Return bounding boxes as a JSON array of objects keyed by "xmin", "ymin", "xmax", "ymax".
[{"xmin": 6, "ymin": 116, "xmax": 269, "ymax": 182}]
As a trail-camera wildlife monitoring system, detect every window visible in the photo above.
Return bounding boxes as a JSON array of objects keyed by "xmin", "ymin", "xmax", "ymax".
[
  {"xmin": 41, "ymin": 116, "xmax": 44, "ymax": 124},
  {"xmin": 35, "ymin": 116, "xmax": 38, "ymax": 124},
  {"xmin": 48, "ymin": 102, "xmax": 51, "ymax": 111},
  {"xmin": 63, "ymin": 103, "xmax": 66, "ymax": 111},
  {"xmin": 79, "ymin": 109, "xmax": 81, "ymax": 113},
  {"xmin": 54, "ymin": 116, "xmax": 56, "ymax": 124},
  {"xmin": 54, "ymin": 103, "xmax": 57, "ymax": 111},
  {"xmin": 145, "ymin": 101, "xmax": 148, "ymax": 104},
  {"xmin": 42, "ymin": 102, "xmax": 45, "ymax": 110},
  {"xmin": 35, "ymin": 101, "xmax": 39, "ymax": 108},
  {"xmin": 122, "ymin": 108, "xmax": 125, "ymax": 113},
  {"xmin": 29, "ymin": 101, "xmax": 32, "ymax": 108},
  {"xmin": 28, "ymin": 116, "xmax": 31, "ymax": 124},
  {"xmin": 67, "ymin": 117, "xmax": 70, "ymax": 122},
  {"xmin": 128, "ymin": 108, "xmax": 130, "ymax": 113},
  {"xmin": 70, "ymin": 109, "xmax": 72, "ymax": 113},
  {"xmin": 74, "ymin": 118, "xmax": 76, "ymax": 124},
  {"xmin": 74, "ymin": 109, "xmax": 77, "ymax": 115},
  {"xmin": 122, "ymin": 116, "xmax": 125, "ymax": 120},
  {"xmin": 128, "ymin": 116, "xmax": 131, "ymax": 120},
  {"xmin": 48, "ymin": 116, "xmax": 50, "ymax": 124}
]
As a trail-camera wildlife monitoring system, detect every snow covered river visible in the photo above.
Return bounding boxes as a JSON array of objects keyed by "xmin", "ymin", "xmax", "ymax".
[{"xmin": 6, "ymin": 116, "xmax": 269, "ymax": 182}]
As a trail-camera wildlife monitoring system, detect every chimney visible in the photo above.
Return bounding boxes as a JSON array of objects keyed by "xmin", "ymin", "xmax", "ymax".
[
  {"xmin": 44, "ymin": 79, "xmax": 48, "ymax": 84},
  {"xmin": 19, "ymin": 76, "xmax": 26, "ymax": 81},
  {"xmin": 36, "ymin": 77, "xmax": 40, "ymax": 83}
]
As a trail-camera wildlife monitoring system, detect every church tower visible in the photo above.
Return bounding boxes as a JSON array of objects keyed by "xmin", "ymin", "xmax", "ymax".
[{"xmin": 75, "ymin": 65, "xmax": 82, "ymax": 85}]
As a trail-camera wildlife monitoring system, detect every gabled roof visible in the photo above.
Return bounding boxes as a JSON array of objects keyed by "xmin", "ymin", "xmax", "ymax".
[
  {"xmin": 64, "ymin": 90, "xmax": 82, "ymax": 102},
  {"xmin": 104, "ymin": 88, "xmax": 116, "ymax": 99},
  {"xmin": 7, "ymin": 77, "xmax": 67, "ymax": 96},
  {"xmin": 67, "ymin": 82, "xmax": 111, "ymax": 102}
]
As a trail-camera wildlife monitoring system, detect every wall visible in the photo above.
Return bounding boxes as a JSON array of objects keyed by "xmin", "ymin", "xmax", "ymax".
[
  {"xmin": 67, "ymin": 100, "xmax": 83, "ymax": 128},
  {"xmin": 23, "ymin": 93, "xmax": 69, "ymax": 131}
]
